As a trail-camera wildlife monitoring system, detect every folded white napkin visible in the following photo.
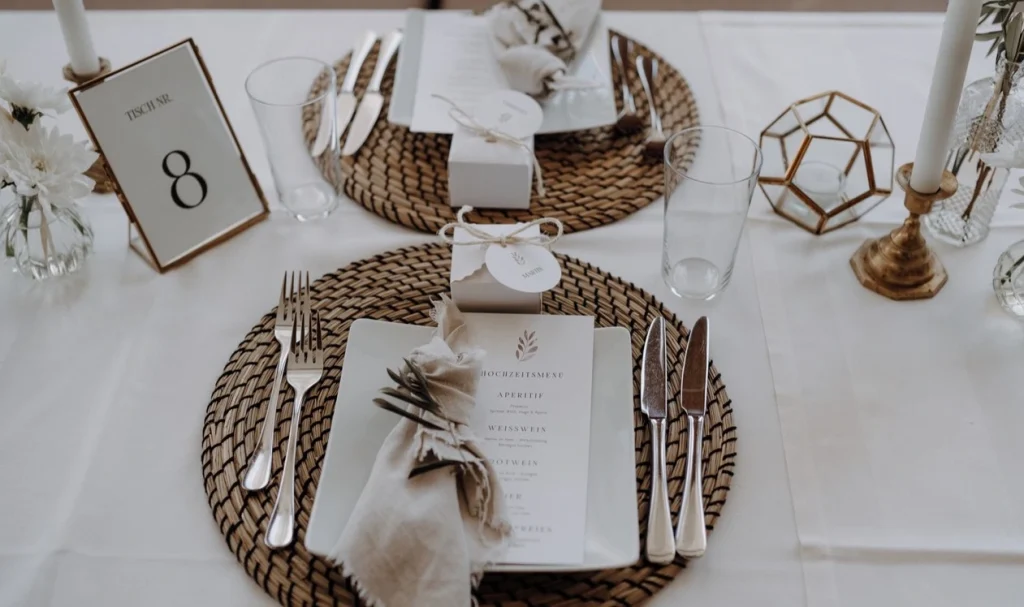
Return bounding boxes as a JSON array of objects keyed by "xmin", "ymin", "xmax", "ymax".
[
  {"xmin": 329, "ymin": 296, "xmax": 511, "ymax": 607},
  {"xmin": 487, "ymin": 0, "xmax": 603, "ymax": 97}
]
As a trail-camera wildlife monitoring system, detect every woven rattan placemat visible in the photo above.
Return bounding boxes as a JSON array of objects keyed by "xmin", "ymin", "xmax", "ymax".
[
  {"xmin": 202, "ymin": 244, "xmax": 736, "ymax": 606},
  {"xmin": 302, "ymin": 32, "xmax": 699, "ymax": 234}
]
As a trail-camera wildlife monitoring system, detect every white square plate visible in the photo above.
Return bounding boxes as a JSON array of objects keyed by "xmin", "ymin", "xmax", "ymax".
[
  {"xmin": 305, "ymin": 318, "xmax": 639, "ymax": 573},
  {"xmin": 388, "ymin": 10, "xmax": 617, "ymax": 135}
]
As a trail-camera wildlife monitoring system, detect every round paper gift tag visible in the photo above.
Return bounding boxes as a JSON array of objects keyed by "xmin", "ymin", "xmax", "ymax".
[
  {"xmin": 472, "ymin": 90, "xmax": 544, "ymax": 139},
  {"xmin": 484, "ymin": 243, "xmax": 562, "ymax": 293}
]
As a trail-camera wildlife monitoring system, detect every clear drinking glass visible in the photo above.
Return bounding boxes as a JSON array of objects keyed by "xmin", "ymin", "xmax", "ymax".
[
  {"xmin": 662, "ymin": 126, "xmax": 763, "ymax": 300},
  {"xmin": 993, "ymin": 238, "xmax": 1024, "ymax": 320},
  {"xmin": 246, "ymin": 57, "xmax": 339, "ymax": 221}
]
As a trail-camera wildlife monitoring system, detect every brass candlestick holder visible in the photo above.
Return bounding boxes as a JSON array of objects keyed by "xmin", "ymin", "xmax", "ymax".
[
  {"xmin": 62, "ymin": 57, "xmax": 111, "ymax": 85},
  {"xmin": 62, "ymin": 57, "xmax": 115, "ymax": 195},
  {"xmin": 850, "ymin": 162, "xmax": 957, "ymax": 300}
]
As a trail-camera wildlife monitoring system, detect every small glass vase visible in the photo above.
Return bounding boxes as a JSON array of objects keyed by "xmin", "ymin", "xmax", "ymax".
[
  {"xmin": 925, "ymin": 58, "xmax": 1024, "ymax": 247},
  {"xmin": 993, "ymin": 238, "xmax": 1024, "ymax": 319},
  {"xmin": 1, "ymin": 195, "xmax": 94, "ymax": 280}
]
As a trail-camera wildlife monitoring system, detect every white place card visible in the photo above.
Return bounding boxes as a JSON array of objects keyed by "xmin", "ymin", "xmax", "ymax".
[
  {"xmin": 463, "ymin": 313, "xmax": 595, "ymax": 566},
  {"xmin": 70, "ymin": 39, "xmax": 267, "ymax": 272}
]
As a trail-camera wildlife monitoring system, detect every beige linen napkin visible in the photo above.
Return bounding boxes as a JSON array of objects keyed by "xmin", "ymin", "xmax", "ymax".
[
  {"xmin": 328, "ymin": 296, "xmax": 511, "ymax": 607},
  {"xmin": 487, "ymin": 0, "xmax": 603, "ymax": 97}
]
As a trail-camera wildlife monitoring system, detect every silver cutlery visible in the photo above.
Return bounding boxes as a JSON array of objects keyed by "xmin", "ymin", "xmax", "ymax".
[
  {"xmin": 335, "ymin": 30, "xmax": 379, "ymax": 146},
  {"xmin": 243, "ymin": 271, "xmax": 309, "ymax": 492},
  {"xmin": 635, "ymin": 54, "xmax": 665, "ymax": 159},
  {"xmin": 640, "ymin": 315, "xmax": 675, "ymax": 564},
  {"xmin": 342, "ymin": 29, "xmax": 403, "ymax": 157},
  {"xmin": 676, "ymin": 316, "xmax": 709, "ymax": 558},
  {"xmin": 610, "ymin": 33, "xmax": 642, "ymax": 134},
  {"xmin": 310, "ymin": 91, "xmax": 335, "ymax": 159},
  {"xmin": 266, "ymin": 309, "xmax": 325, "ymax": 548}
]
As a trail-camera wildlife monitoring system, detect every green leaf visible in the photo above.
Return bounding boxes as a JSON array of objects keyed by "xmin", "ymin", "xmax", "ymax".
[
  {"xmin": 373, "ymin": 398, "xmax": 446, "ymax": 431},
  {"xmin": 66, "ymin": 210, "xmax": 87, "ymax": 235},
  {"xmin": 977, "ymin": 30, "xmax": 1004, "ymax": 41},
  {"xmin": 986, "ymin": 38, "xmax": 1003, "ymax": 58},
  {"xmin": 18, "ymin": 197, "xmax": 33, "ymax": 246},
  {"xmin": 409, "ymin": 459, "xmax": 460, "ymax": 479},
  {"xmin": 404, "ymin": 358, "xmax": 431, "ymax": 387},
  {"xmin": 378, "ymin": 386, "xmax": 441, "ymax": 415}
]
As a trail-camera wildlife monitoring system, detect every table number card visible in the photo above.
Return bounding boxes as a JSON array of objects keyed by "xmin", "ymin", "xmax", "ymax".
[
  {"xmin": 464, "ymin": 313, "xmax": 595, "ymax": 566},
  {"xmin": 70, "ymin": 39, "xmax": 268, "ymax": 272}
]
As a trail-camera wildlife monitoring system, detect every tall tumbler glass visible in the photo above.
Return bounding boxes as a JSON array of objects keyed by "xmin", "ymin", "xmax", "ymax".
[
  {"xmin": 246, "ymin": 57, "xmax": 339, "ymax": 221},
  {"xmin": 662, "ymin": 126, "xmax": 762, "ymax": 300}
]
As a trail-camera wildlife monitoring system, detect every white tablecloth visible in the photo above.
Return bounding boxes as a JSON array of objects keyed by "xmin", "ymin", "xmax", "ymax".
[
  {"xmin": 704, "ymin": 11, "xmax": 1024, "ymax": 606},
  {"xmin": 0, "ymin": 9, "xmax": 1020, "ymax": 607}
]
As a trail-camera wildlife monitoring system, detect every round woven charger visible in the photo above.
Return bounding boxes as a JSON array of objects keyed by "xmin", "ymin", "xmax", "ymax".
[
  {"xmin": 202, "ymin": 244, "xmax": 736, "ymax": 606},
  {"xmin": 302, "ymin": 32, "xmax": 699, "ymax": 234}
]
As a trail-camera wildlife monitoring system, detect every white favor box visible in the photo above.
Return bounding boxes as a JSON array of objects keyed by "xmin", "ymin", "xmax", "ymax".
[
  {"xmin": 448, "ymin": 127, "xmax": 534, "ymax": 210},
  {"xmin": 450, "ymin": 224, "xmax": 542, "ymax": 313}
]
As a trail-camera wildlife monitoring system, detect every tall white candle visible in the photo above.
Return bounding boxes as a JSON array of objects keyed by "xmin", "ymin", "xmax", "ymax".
[
  {"xmin": 910, "ymin": 0, "xmax": 983, "ymax": 193},
  {"xmin": 53, "ymin": 0, "xmax": 100, "ymax": 76}
]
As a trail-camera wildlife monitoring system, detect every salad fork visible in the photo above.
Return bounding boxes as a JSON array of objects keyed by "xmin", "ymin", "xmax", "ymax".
[
  {"xmin": 266, "ymin": 309, "xmax": 324, "ymax": 548},
  {"xmin": 243, "ymin": 271, "xmax": 310, "ymax": 492}
]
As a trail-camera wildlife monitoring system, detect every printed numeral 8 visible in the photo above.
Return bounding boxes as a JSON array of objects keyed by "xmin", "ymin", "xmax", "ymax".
[{"xmin": 162, "ymin": 150, "xmax": 208, "ymax": 209}]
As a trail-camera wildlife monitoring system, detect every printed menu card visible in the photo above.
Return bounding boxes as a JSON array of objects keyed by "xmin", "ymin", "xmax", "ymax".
[
  {"xmin": 463, "ymin": 313, "xmax": 595, "ymax": 566},
  {"xmin": 409, "ymin": 11, "xmax": 615, "ymax": 135}
]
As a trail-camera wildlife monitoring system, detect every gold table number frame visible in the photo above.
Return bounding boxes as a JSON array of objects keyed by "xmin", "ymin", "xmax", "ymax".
[{"xmin": 69, "ymin": 39, "xmax": 268, "ymax": 273}]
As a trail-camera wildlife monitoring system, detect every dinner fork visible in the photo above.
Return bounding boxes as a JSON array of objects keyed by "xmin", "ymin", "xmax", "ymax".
[
  {"xmin": 243, "ymin": 271, "xmax": 310, "ymax": 492},
  {"xmin": 266, "ymin": 309, "xmax": 324, "ymax": 549}
]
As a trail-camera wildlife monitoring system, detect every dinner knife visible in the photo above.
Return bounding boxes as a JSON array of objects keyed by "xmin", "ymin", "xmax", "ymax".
[
  {"xmin": 675, "ymin": 316, "xmax": 709, "ymax": 558},
  {"xmin": 334, "ymin": 30, "xmax": 379, "ymax": 145},
  {"xmin": 309, "ymin": 88, "xmax": 335, "ymax": 159},
  {"xmin": 341, "ymin": 29, "xmax": 403, "ymax": 157},
  {"xmin": 640, "ymin": 315, "xmax": 675, "ymax": 564}
]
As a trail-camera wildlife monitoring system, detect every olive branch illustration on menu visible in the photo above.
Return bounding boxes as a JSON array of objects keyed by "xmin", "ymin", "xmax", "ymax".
[{"xmin": 515, "ymin": 330, "xmax": 538, "ymax": 362}]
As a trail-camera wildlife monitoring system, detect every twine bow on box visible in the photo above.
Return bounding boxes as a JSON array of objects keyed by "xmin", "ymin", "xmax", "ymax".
[
  {"xmin": 438, "ymin": 205, "xmax": 564, "ymax": 248},
  {"xmin": 433, "ymin": 94, "xmax": 546, "ymax": 198}
]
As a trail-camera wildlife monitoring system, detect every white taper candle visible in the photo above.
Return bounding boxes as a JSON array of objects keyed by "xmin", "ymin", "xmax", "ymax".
[
  {"xmin": 910, "ymin": 0, "xmax": 983, "ymax": 193},
  {"xmin": 53, "ymin": 0, "xmax": 100, "ymax": 76}
]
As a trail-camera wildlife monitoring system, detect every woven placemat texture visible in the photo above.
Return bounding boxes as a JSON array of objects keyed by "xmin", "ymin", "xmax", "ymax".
[
  {"xmin": 202, "ymin": 243, "xmax": 736, "ymax": 606},
  {"xmin": 302, "ymin": 31, "xmax": 699, "ymax": 234}
]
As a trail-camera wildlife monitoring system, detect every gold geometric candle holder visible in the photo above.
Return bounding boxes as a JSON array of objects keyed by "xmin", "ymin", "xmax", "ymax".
[{"xmin": 758, "ymin": 91, "xmax": 895, "ymax": 234}]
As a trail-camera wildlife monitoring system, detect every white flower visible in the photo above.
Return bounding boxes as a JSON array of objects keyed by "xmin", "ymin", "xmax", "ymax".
[
  {"xmin": 0, "ymin": 76, "xmax": 71, "ymax": 116},
  {"xmin": 980, "ymin": 144, "xmax": 1024, "ymax": 169},
  {"xmin": 0, "ymin": 123, "xmax": 96, "ymax": 212}
]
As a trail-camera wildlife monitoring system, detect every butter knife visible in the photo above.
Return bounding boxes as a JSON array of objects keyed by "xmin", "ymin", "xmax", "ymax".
[
  {"xmin": 640, "ymin": 315, "xmax": 675, "ymax": 564},
  {"xmin": 335, "ymin": 30, "xmax": 378, "ymax": 145},
  {"xmin": 341, "ymin": 29, "xmax": 403, "ymax": 157},
  {"xmin": 675, "ymin": 316, "xmax": 709, "ymax": 558}
]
